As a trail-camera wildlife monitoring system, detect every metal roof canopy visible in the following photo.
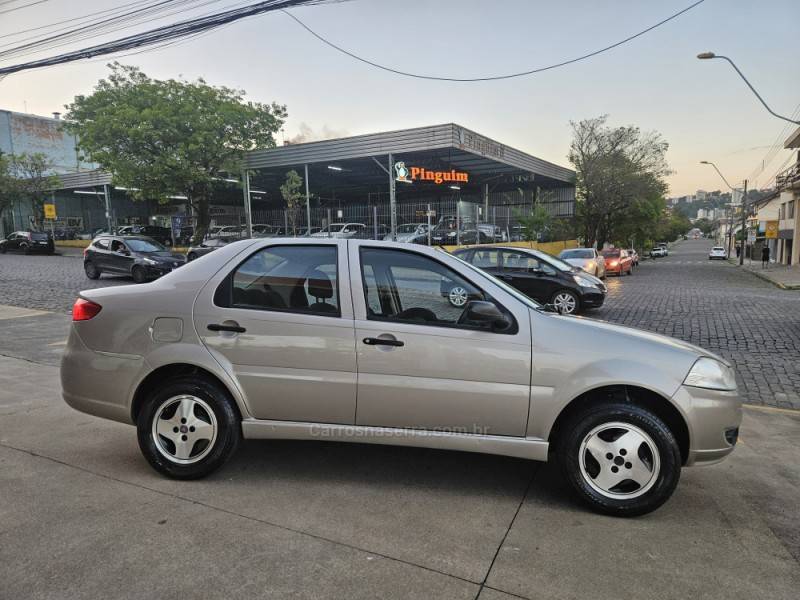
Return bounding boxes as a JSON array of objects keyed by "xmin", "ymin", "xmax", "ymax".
[{"xmin": 245, "ymin": 123, "xmax": 575, "ymax": 192}]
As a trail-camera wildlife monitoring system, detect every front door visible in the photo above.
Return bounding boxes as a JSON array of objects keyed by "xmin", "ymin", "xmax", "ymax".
[
  {"xmin": 107, "ymin": 239, "xmax": 135, "ymax": 274},
  {"xmin": 193, "ymin": 241, "xmax": 357, "ymax": 424},
  {"xmin": 349, "ymin": 242, "xmax": 531, "ymax": 437}
]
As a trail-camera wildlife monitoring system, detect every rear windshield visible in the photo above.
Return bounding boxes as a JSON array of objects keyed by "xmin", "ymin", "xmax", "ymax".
[
  {"xmin": 712, "ymin": 247, "xmax": 725, "ymax": 251},
  {"xmin": 601, "ymin": 249, "xmax": 620, "ymax": 257},
  {"xmin": 560, "ymin": 249, "xmax": 594, "ymax": 259},
  {"xmin": 30, "ymin": 232, "xmax": 50, "ymax": 240}
]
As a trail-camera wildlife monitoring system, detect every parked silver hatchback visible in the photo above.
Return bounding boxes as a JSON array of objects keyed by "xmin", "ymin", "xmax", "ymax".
[{"xmin": 62, "ymin": 239, "xmax": 741, "ymax": 516}]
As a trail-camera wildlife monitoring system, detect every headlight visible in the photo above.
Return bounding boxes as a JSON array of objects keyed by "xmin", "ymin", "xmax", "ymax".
[
  {"xmin": 143, "ymin": 258, "xmax": 157, "ymax": 265},
  {"xmin": 684, "ymin": 358, "xmax": 737, "ymax": 391},
  {"xmin": 572, "ymin": 274, "xmax": 598, "ymax": 288}
]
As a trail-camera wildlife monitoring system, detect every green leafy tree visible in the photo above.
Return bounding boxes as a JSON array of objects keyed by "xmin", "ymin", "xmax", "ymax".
[
  {"xmin": 9, "ymin": 153, "xmax": 60, "ymax": 230},
  {"xmin": 280, "ymin": 169, "xmax": 304, "ymax": 234},
  {"xmin": 64, "ymin": 63, "xmax": 287, "ymax": 242},
  {"xmin": 568, "ymin": 115, "xmax": 671, "ymax": 248},
  {"xmin": 515, "ymin": 204, "xmax": 552, "ymax": 242}
]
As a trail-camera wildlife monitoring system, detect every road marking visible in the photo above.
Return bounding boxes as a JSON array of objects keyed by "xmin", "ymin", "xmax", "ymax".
[
  {"xmin": 0, "ymin": 305, "xmax": 51, "ymax": 320},
  {"xmin": 47, "ymin": 340, "xmax": 67, "ymax": 346}
]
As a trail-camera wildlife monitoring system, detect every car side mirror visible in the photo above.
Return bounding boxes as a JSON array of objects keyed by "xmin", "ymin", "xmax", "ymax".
[{"xmin": 463, "ymin": 300, "xmax": 512, "ymax": 330}]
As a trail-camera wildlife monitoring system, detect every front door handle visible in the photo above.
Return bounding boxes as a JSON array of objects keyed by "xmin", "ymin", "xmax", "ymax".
[
  {"xmin": 208, "ymin": 323, "xmax": 246, "ymax": 333},
  {"xmin": 363, "ymin": 337, "xmax": 404, "ymax": 347}
]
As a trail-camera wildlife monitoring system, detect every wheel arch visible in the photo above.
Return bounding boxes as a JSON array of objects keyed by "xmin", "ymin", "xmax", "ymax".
[
  {"xmin": 547, "ymin": 384, "xmax": 690, "ymax": 465},
  {"xmin": 131, "ymin": 363, "xmax": 243, "ymax": 423}
]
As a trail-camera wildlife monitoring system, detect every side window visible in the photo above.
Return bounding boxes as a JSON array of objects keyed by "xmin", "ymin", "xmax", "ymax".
[
  {"xmin": 502, "ymin": 251, "xmax": 539, "ymax": 272},
  {"xmin": 94, "ymin": 238, "xmax": 110, "ymax": 250},
  {"xmin": 472, "ymin": 249, "xmax": 500, "ymax": 268},
  {"xmin": 229, "ymin": 245, "xmax": 339, "ymax": 316},
  {"xmin": 110, "ymin": 240, "xmax": 126, "ymax": 252},
  {"xmin": 360, "ymin": 248, "xmax": 501, "ymax": 329}
]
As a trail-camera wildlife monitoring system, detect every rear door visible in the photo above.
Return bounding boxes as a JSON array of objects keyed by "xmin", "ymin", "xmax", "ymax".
[
  {"xmin": 193, "ymin": 240, "xmax": 357, "ymax": 424},
  {"xmin": 349, "ymin": 241, "xmax": 531, "ymax": 437}
]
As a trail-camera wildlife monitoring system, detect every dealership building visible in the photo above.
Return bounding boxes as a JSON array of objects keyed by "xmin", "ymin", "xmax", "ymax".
[{"xmin": 5, "ymin": 121, "xmax": 576, "ymax": 240}]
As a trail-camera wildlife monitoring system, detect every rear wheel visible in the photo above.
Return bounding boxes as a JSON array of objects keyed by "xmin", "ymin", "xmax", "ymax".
[
  {"xmin": 447, "ymin": 285, "xmax": 469, "ymax": 308},
  {"xmin": 21, "ymin": 243, "xmax": 30, "ymax": 255},
  {"xmin": 84, "ymin": 261, "xmax": 101, "ymax": 280},
  {"xmin": 557, "ymin": 402, "xmax": 681, "ymax": 516},
  {"xmin": 136, "ymin": 376, "xmax": 241, "ymax": 479},
  {"xmin": 131, "ymin": 265, "xmax": 147, "ymax": 284}
]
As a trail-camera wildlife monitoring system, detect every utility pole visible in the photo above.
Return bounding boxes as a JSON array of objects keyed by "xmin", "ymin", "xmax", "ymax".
[{"xmin": 739, "ymin": 179, "xmax": 748, "ymax": 265}]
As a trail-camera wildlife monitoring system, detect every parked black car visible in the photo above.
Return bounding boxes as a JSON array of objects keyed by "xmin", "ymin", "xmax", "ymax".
[
  {"xmin": 83, "ymin": 235, "xmax": 186, "ymax": 283},
  {"xmin": 0, "ymin": 231, "xmax": 55, "ymax": 255},
  {"xmin": 451, "ymin": 246, "xmax": 606, "ymax": 315},
  {"xmin": 186, "ymin": 237, "xmax": 230, "ymax": 261}
]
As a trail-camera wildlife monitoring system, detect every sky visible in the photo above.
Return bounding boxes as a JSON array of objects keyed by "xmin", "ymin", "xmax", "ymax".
[{"xmin": 1, "ymin": 0, "xmax": 799, "ymax": 196}]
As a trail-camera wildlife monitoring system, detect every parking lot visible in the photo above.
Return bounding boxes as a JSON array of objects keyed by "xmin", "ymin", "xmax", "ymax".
[{"xmin": 1, "ymin": 239, "xmax": 799, "ymax": 599}]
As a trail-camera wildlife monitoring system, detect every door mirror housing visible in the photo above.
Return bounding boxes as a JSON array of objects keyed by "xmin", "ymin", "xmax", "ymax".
[{"xmin": 463, "ymin": 300, "xmax": 512, "ymax": 330}]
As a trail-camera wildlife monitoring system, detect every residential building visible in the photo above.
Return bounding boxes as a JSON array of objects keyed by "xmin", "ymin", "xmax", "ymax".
[{"xmin": 776, "ymin": 127, "xmax": 800, "ymax": 265}]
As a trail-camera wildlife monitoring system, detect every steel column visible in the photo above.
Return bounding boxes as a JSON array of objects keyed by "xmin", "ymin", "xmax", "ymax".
[
  {"xmin": 304, "ymin": 164, "xmax": 311, "ymax": 232},
  {"xmin": 388, "ymin": 153, "xmax": 397, "ymax": 241},
  {"xmin": 102, "ymin": 184, "xmax": 112, "ymax": 234},
  {"xmin": 242, "ymin": 170, "xmax": 253, "ymax": 238}
]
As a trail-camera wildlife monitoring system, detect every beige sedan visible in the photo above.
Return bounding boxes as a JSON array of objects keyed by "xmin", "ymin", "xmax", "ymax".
[{"xmin": 62, "ymin": 239, "xmax": 741, "ymax": 516}]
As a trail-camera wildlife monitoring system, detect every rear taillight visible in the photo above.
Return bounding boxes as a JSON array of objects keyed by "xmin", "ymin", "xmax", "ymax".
[
  {"xmin": 72, "ymin": 298, "xmax": 102, "ymax": 321},
  {"xmin": 83, "ymin": 246, "xmax": 89, "ymax": 258}
]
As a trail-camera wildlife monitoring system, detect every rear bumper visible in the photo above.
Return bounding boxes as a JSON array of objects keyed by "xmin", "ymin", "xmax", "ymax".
[{"xmin": 672, "ymin": 385, "xmax": 743, "ymax": 466}]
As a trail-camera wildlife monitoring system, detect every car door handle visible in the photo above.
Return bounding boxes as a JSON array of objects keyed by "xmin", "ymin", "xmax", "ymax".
[
  {"xmin": 498, "ymin": 274, "xmax": 513, "ymax": 281},
  {"xmin": 363, "ymin": 337, "xmax": 404, "ymax": 347},
  {"xmin": 208, "ymin": 323, "xmax": 246, "ymax": 333}
]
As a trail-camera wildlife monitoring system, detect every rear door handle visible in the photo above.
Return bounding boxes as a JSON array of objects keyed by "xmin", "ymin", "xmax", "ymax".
[
  {"xmin": 208, "ymin": 323, "xmax": 246, "ymax": 333},
  {"xmin": 363, "ymin": 337, "xmax": 404, "ymax": 347}
]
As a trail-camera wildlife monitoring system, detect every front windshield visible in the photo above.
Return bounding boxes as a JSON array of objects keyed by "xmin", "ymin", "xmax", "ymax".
[
  {"xmin": 560, "ymin": 249, "xmax": 593, "ymax": 259},
  {"xmin": 443, "ymin": 249, "xmax": 541, "ymax": 310},
  {"xmin": 526, "ymin": 248, "xmax": 573, "ymax": 272},
  {"xmin": 127, "ymin": 239, "xmax": 166, "ymax": 252}
]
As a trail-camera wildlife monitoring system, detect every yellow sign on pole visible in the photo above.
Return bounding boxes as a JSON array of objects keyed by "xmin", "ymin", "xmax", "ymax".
[
  {"xmin": 765, "ymin": 220, "xmax": 779, "ymax": 239},
  {"xmin": 44, "ymin": 203, "xmax": 57, "ymax": 220}
]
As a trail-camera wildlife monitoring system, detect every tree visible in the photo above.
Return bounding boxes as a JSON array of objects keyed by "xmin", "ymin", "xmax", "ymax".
[
  {"xmin": 64, "ymin": 63, "xmax": 287, "ymax": 242},
  {"xmin": 568, "ymin": 116, "xmax": 671, "ymax": 248},
  {"xmin": 515, "ymin": 204, "xmax": 552, "ymax": 242},
  {"xmin": 9, "ymin": 153, "xmax": 60, "ymax": 230},
  {"xmin": 280, "ymin": 169, "xmax": 304, "ymax": 234}
]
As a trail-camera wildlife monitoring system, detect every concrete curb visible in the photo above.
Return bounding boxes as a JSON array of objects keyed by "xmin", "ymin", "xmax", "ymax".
[{"xmin": 729, "ymin": 259, "xmax": 800, "ymax": 290}]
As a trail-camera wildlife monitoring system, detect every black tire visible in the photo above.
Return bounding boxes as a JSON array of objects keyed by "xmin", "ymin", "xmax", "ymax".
[
  {"xmin": 556, "ymin": 402, "xmax": 681, "ymax": 517},
  {"xmin": 84, "ymin": 261, "xmax": 101, "ymax": 280},
  {"xmin": 22, "ymin": 243, "xmax": 30, "ymax": 255},
  {"xmin": 187, "ymin": 252, "xmax": 197, "ymax": 262},
  {"xmin": 131, "ymin": 265, "xmax": 147, "ymax": 284},
  {"xmin": 0, "ymin": 245, "xmax": 6, "ymax": 254},
  {"xmin": 136, "ymin": 376, "xmax": 241, "ymax": 479}
]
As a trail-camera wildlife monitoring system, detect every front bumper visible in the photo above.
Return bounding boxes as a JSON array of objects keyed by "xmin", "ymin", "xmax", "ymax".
[
  {"xmin": 672, "ymin": 384, "xmax": 743, "ymax": 466},
  {"xmin": 143, "ymin": 262, "xmax": 184, "ymax": 278},
  {"xmin": 580, "ymin": 289, "xmax": 606, "ymax": 308}
]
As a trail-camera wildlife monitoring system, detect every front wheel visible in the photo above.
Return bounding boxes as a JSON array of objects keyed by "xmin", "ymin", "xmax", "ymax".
[
  {"xmin": 557, "ymin": 402, "xmax": 681, "ymax": 517},
  {"xmin": 447, "ymin": 285, "xmax": 469, "ymax": 308},
  {"xmin": 136, "ymin": 376, "xmax": 241, "ymax": 479},
  {"xmin": 131, "ymin": 265, "xmax": 147, "ymax": 284},
  {"xmin": 551, "ymin": 289, "xmax": 580, "ymax": 315}
]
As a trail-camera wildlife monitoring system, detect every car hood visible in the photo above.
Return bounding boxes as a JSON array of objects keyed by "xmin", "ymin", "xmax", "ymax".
[
  {"xmin": 144, "ymin": 252, "xmax": 185, "ymax": 262},
  {"xmin": 540, "ymin": 311, "xmax": 729, "ymax": 366}
]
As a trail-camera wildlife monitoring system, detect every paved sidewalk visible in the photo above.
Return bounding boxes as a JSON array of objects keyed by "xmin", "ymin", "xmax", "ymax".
[
  {"xmin": 1, "ymin": 353, "xmax": 799, "ymax": 599},
  {"xmin": 736, "ymin": 261, "xmax": 800, "ymax": 290}
]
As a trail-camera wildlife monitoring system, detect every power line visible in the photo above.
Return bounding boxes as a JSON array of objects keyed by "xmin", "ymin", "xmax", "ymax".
[
  {"xmin": 0, "ymin": 0, "xmax": 52, "ymax": 16},
  {"xmin": 281, "ymin": 0, "xmax": 707, "ymax": 82},
  {"xmin": 0, "ymin": 0, "xmax": 334, "ymax": 76}
]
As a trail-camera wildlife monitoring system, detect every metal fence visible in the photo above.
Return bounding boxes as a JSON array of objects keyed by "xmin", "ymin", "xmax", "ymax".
[{"xmin": 202, "ymin": 196, "xmax": 574, "ymax": 245}]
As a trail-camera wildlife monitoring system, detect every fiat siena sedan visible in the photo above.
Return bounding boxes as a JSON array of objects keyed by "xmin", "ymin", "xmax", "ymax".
[{"xmin": 62, "ymin": 239, "xmax": 742, "ymax": 516}]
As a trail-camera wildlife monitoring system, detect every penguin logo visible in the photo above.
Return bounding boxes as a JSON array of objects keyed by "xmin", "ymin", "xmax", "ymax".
[{"xmin": 394, "ymin": 161, "xmax": 409, "ymax": 182}]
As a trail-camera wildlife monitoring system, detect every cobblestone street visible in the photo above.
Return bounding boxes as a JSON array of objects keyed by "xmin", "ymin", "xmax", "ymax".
[{"xmin": 1, "ymin": 238, "xmax": 798, "ymax": 407}]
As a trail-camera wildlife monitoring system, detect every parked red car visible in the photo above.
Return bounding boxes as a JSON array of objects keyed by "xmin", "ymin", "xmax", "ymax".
[{"xmin": 601, "ymin": 248, "xmax": 633, "ymax": 276}]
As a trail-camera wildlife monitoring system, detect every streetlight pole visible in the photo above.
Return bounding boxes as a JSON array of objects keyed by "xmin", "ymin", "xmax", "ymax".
[
  {"xmin": 739, "ymin": 179, "xmax": 748, "ymax": 266},
  {"xmin": 697, "ymin": 53, "xmax": 800, "ymax": 125}
]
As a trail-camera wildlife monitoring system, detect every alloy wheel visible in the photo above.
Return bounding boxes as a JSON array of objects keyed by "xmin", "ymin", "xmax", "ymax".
[
  {"xmin": 553, "ymin": 291, "xmax": 578, "ymax": 314},
  {"xmin": 448, "ymin": 286, "xmax": 468, "ymax": 307},
  {"xmin": 151, "ymin": 395, "xmax": 218, "ymax": 465},
  {"xmin": 578, "ymin": 422, "xmax": 660, "ymax": 499}
]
